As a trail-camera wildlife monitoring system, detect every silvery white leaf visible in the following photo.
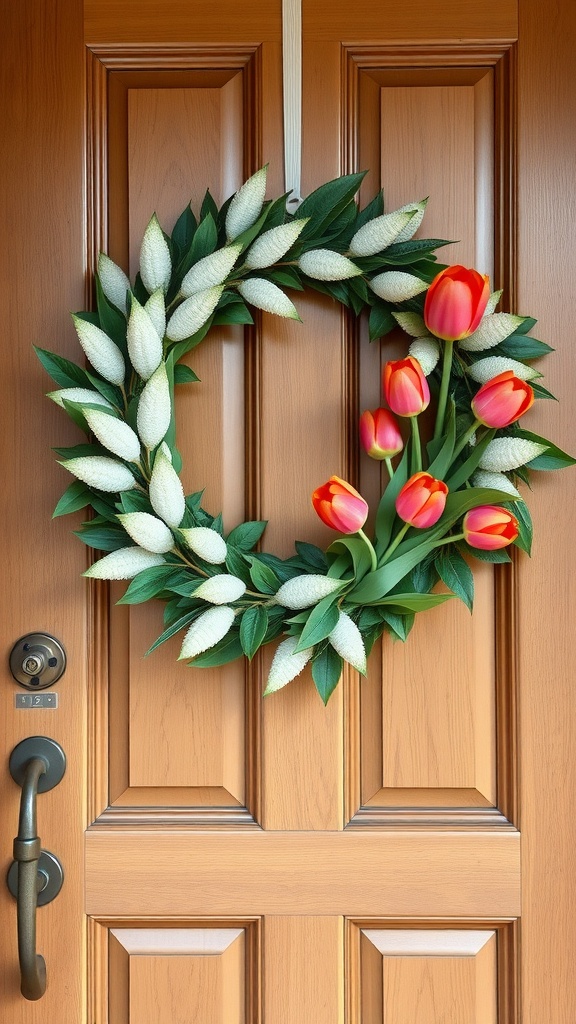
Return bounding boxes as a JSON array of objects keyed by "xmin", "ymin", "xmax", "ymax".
[
  {"xmin": 60, "ymin": 456, "xmax": 136, "ymax": 491},
  {"xmin": 194, "ymin": 574, "xmax": 246, "ymax": 604},
  {"xmin": 263, "ymin": 636, "xmax": 314, "ymax": 695},
  {"xmin": 97, "ymin": 253, "xmax": 131, "ymax": 313},
  {"xmin": 166, "ymin": 286, "xmax": 224, "ymax": 342},
  {"xmin": 72, "ymin": 315, "xmax": 125, "ymax": 385},
  {"xmin": 145, "ymin": 289, "xmax": 167, "ymax": 340},
  {"xmin": 48, "ymin": 387, "xmax": 113, "ymax": 410},
  {"xmin": 329, "ymin": 610, "xmax": 366, "ymax": 674},
  {"xmin": 459, "ymin": 313, "xmax": 526, "ymax": 352},
  {"xmin": 225, "ymin": 166, "xmax": 268, "ymax": 241},
  {"xmin": 117, "ymin": 511, "xmax": 174, "ymax": 553},
  {"xmin": 483, "ymin": 289, "xmax": 503, "ymax": 318},
  {"xmin": 83, "ymin": 546, "xmax": 165, "ymax": 580},
  {"xmin": 238, "ymin": 278, "xmax": 300, "ymax": 318},
  {"xmin": 83, "ymin": 408, "xmax": 141, "ymax": 462},
  {"xmin": 244, "ymin": 219, "xmax": 308, "ymax": 269},
  {"xmin": 467, "ymin": 356, "xmax": 540, "ymax": 384},
  {"xmin": 149, "ymin": 448, "xmax": 185, "ymax": 528},
  {"xmin": 349, "ymin": 210, "xmax": 414, "ymax": 257},
  {"xmin": 408, "ymin": 337, "xmax": 440, "ymax": 375},
  {"xmin": 369, "ymin": 270, "xmax": 428, "ymax": 302},
  {"xmin": 136, "ymin": 362, "xmax": 171, "ymax": 450},
  {"xmin": 127, "ymin": 298, "xmax": 163, "ymax": 380},
  {"xmin": 139, "ymin": 213, "xmax": 172, "ymax": 294},
  {"xmin": 478, "ymin": 437, "xmax": 548, "ymax": 472},
  {"xmin": 298, "ymin": 249, "xmax": 361, "ymax": 281},
  {"xmin": 392, "ymin": 311, "xmax": 429, "ymax": 338},
  {"xmin": 391, "ymin": 199, "xmax": 428, "ymax": 243},
  {"xmin": 472, "ymin": 471, "xmax": 521, "ymax": 498},
  {"xmin": 181, "ymin": 245, "xmax": 242, "ymax": 297},
  {"xmin": 275, "ymin": 574, "xmax": 343, "ymax": 610},
  {"xmin": 179, "ymin": 606, "xmax": 235, "ymax": 659},
  {"xmin": 180, "ymin": 527, "xmax": 227, "ymax": 565}
]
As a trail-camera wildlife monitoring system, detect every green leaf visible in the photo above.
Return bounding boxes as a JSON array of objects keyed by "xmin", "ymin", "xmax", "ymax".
[
  {"xmin": 354, "ymin": 190, "xmax": 385, "ymax": 232},
  {"xmin": 239, "ymin": 605, "xmax": 269, "ymax": 659},
  {"xmin": 378, "ymin": 592, "xmax": 455, "ymax": 612},
  {"xmin": 445, "ymin": 429, "xmax": 496, "ymax": 490},
  {"xmin": 374, "ymin": 446, "xmax": 410, "ymax": 554},
  {"xmin": 247, "ymin": 557, "xmax": 279, "ymax": 594},
  {"xmin": 311, "ymin": 646, "xmax": 343, "ymax": 705},
  {"xmin": 435, "ymin": 548, "xmax": 474, "ymax": 611},
  {"xmin": 328, "ymin": 536, "xmax": 371, "ymax": 581},
  {"xmin": 53, "ymin": 442, "xmax": 107, "ymax": 459},
  {"xmin": 85, "ymin": 371, "xmax": 123, "ymax": 407},
  {"xmin": 427, "ymin": 400, "xmax": 456, "ymax": 480},
  {"xmin": 52, "ymin": 480, "xmax": 92, "ymax": 518},
  {"xmin": 492, "ymin": 334, "xmax": 553, "ymax": 360},
  {"xmin": 174, "ymin": 364, "xmax": 199, "ymax": 385},
  {"xmin": 213, "ymin": 301, "xmax": 254, "ymax": 326},
  {"xmin": 295, "ymin": 592, "xmax": 341, "ymax": 651},
  {"xmin": 145, "ymin": 609, "xmax": 200, "ymax": 655},
  {"xmin": 267, "ymin": 267, "xmax": 305, "ymax": 290},
  {"xmin": 117, "ymin": 565, "xmax": 186, "ymax": 604},
  {"xmin": 95, "ymin": 276, "xmax": 128, "ymax": 351},
  {"xmin": 74, "ymin": 524, "xmax": 129, "ymax": 551},
  {"xmin": 188, "ymin": 631, "xmax": 243, "ymax": 667},
  {"xmin": 506, "ymin": 498, "xmax": 533, "ymax": 554},
  {"xmin": 531, "ymin": 381, "xmax": 557, "ymax": 401},
  {"xmin": 35, "ymin": 346, "xmax": 92, "ymax": 389},
  {"xmin": 369, "ymin": 301, "xmax": 395, "ymax": 340},
  {"xmin": 380, "ymin": 609, "xmax": 413, "ymax": 641},
  {"xmin": 226, "ymin": 520, "xmax": 268, "ymax": 551},
  {"xmin": 224, "ymin": 545, "xmax": 253, "ymax": 585},
  {"xmin": 464, "ymin": 543, "xmax": 512, "ymax": 563},
  {"xmin": 515, "ymin": 429, "xmax": 576, "ymax": 470},
  {"xmin": 171, "ymin": 204, "xmax": 197, "ymax": 257},
  {"xmin": 512, "ymin": 316, "xmax": 537, "ymax": 335},
  {"xmin": 298, "ymin": 172, "xmax": 366, "ymax": 238},
  {"xmin": 294, "ymin": 541, "xmax": 328, "ymax": 572},
  {"xmin": 119, "ymin": 490, "xmax": 153, "ymax": 514},
  {"xmin": 189, "ymin": 212, "xmax": 218, "ymax": 264}
]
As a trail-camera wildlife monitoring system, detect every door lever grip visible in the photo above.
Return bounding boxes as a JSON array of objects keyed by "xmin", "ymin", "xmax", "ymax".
[{"xmin": 7, "ymin": 737, "xmax": 66, "ymax": 1001}]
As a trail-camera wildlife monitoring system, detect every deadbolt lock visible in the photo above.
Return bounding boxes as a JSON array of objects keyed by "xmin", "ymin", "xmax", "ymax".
[{"xmin": 9, "ymin": 634, "xmax": 66, "ymax": 690}]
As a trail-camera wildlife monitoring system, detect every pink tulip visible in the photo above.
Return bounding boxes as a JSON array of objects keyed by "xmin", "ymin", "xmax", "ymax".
[
  {"xmin": 312, "ymin": 476, "xmax": 368, "ymax": 534},
  {"xmin": 471, "ymin": 370, "xmax": 534, "ymax": 428},
  {"xmin": 383, "ymin": 357, "xmax": 430, "ymax": 417},
  {"xmin": 463, "ymin": 505, "xmax": 519, "ymax": 549},
  {"xmin": 395, "ymin": 472, "xmax": 448, "ymax": 528},
  {"xmin": 359, "ymin": 408, "xmax": 403, "ymax": 460},
  {"xmin": 424, "ymin": 265, "xmax": 490, "ymax": 342}
]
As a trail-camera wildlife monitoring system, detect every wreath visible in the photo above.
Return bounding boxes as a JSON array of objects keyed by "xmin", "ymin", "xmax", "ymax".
[{"xmin": 36, "ymin": 168, "xmax": 574, "ymax": 703}]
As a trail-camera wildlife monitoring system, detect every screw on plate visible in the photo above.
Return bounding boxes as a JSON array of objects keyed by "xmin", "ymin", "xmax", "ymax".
[
  {"xmin": 22, "ymin": 655, "xmax": 46, "ymax": 676},
  {"xmin": 9, "ymin": 634, "xmax": 66, "ymax": 691}
]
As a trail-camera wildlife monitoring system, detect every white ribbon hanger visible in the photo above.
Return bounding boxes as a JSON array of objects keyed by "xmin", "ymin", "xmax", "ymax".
[{"xmin": 282, "ymin": 0, "xmax": 303, "ymax": 211}]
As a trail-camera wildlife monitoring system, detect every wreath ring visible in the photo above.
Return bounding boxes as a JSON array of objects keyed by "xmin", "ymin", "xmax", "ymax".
[{"xmin": 37, "ymin": 168, "xmax": 572, "ymax": 702}]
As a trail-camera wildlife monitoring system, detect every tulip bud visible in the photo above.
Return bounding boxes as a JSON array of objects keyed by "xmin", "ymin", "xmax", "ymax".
[
  {"xmin": 145, "ymin": 288, "xmax": 167, "ymax": 340},
  {"xmin": 166, "ymin": 286, "xmax": 224, "ymax": 342},
  {"xmin": 193, "ymin": 574, "xmax": 246, "ymax": 605},
  {"xmin": 349, "ymin": 209, "xmax": 414, "ymax": 257},
  {"xmin": 149, "ymin": 448, "xmax": 185, "ymax": 528},
  {"xmin": 478, "ymin": 437, "xmax": 548, "ymax": 473},
  {"xmin": 263, "ymin": 635, "xmax": 314, "ymax": 695},
  {"xmin": 60, "ymin": 456, "xmax": 136, "ymax": 492},
  {"xmin": 136, "ymin": 362, "xmax": 171, "ymax": 450},
  {"xmin": 72, "ymin": 315, "xmax": 125, "ymax": 386},
  {"xmin": 463, "ymin": 505, "xmax": 519, "ymax": 549},
  {"xmin": 329, "ymin": 611, "xmax": 366, "ymax": 674},
  {"xmin": 179, "ymin": 606, "xmax": 235, "ymax": 660},
  {"xmin": 424, "ymin": 265, "xmax": 490, "ymax": 342},
  {"xmin": 238, "ymin": 278, "xmax": 300, "ymax": 319},
  {"xmin": 83, "ymin": 546, "xmax": 166, "ymax": 579},
  {"xmin": 140, "ymin": 213, "xmax": 172, "ymax": 294},
  {"xmin": 83, "ymin": 408, "xmax": 141, "ymax": 462},
  {"xmin": 468, "ymin": 356, "xmax": 540, "ymax": 385},
  {"xmin": 359, "ymin": 408, "xmax": 403, "ymax": 460},
  {"xmin": 383, "ymin": 357, "xmax": 430, "ymax": 417},
  {"xmin": 181, "ymin": 244, "xmax": 242, "ymax": 297},
  {"xmin": 244, "ymin": 220, "xmax": 308, "ymax": 269},
  {"xmin": 48, "ymin": 387, "xmax": 113, "ymax": 410},
  {"xmin": 117, "ymin": 512, "xmax": 174, "ymax": 554},
  {"xmin": 225, "ymin": 166, "xmax": 268, "ymax": 241},
  {"xmin": 127, "ymin": 298, "xmax": 163, "ymax": 380},
  {"xmin": 408, "ymin": 337, "xmax": 441, "ymax": 376},
  {"xmin": 97, "ymin": 253, "xmax": 130, "ymax": 313},
  {"xmin": 471, "ymin": 371, "xmax": 534, "ymax": 428},
  {"xmin": 298, "ymin": 249, "xmax": 362, "ymax": 281},
  {"xmin": 459, "ymin": 312, "xmax": 526, "ymax": 352},
  {"xmin": 312, "ymin": 476, "xmax": 369, "ymax": 534},
  {"xmin": 275, "ymin": 574, "xmax": 343, "ymax": 610},
  {"xmin": 395, "ymin": 472, "xmax": 448, "ymax": 528},
  {"xmin": 180, "ymin": 527, "xmax": 228, "ymax": 565}
]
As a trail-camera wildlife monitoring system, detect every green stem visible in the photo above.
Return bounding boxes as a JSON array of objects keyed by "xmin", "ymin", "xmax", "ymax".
[
  {"xmin": 433, "ymin": 532, "xmax": 465, "ymax": 548},
  {"xmin": 379, "ymin": 522, "xmax": 410, "ymax": 564},
  {"xmin": 410, "ymin": 416, "xmax": 422, "ymax": 474},
  {"xmin": 385, "ymin": 457, "xmax": 394, "ymax": 480},
  {"xmin": 452, "ymin": 418, "xmax": 482, "ymax": 461},
  {"xmin": 433, "ymin": 340, "xmax": 454, "ymax": 441},
  {"xmin": 357, "ymin": 528, "xmax": 378, "ymax": 572}
]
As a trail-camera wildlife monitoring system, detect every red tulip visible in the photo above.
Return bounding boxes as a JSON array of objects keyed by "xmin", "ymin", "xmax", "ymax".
[
  {"xmin": 395, "ymin": 472, "xmax": 448, "ymax": 529},
  {"xmin": 471, "ymin": 370, "xmax": 534, "ymax": 428},
  {"xmin": 463, "ymin": 505, "xmax": 519, "ymax": 549},
  {"xmin": 359, "ymin": 408, "xmax": 403, "ymax": 460},
  {"xmin": 424, "ymin": 265, "xmax": 490, "ymax": 342},
  {"xmin": 312, "ymin": 476, "xmax": 368, "ymax": 534},
  {"xmin": 383, "ymin": 357, "xmax": 430, "ymax": 417}
]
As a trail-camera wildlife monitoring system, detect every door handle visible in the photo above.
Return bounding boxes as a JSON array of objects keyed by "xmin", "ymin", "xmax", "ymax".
[{"xmin": 6, "ymin": 737, "xmax": 65, "ymax": 1000}]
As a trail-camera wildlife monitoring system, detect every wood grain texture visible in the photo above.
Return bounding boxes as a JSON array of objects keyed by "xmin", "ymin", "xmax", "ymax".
[
  {"xmin": 303, "ymin": 0, "xmax": 517, "ymax": 41},
  {"xmin": 85, "ymin": 830, "xmax": 520, "ymax": 917},
  {"xmin": 264, "ymin": 918, "xmax": 343, "ymax": 1024}
]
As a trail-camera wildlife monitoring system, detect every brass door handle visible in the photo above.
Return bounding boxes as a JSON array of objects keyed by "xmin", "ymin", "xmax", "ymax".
[{"xmin": 7, "ymin": 737, "xmax": 65, "ymax": 1000}]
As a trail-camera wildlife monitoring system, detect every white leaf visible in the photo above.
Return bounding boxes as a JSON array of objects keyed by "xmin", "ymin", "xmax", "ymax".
[
  {"xmin": 263, "ymin": 636, "xmax": 314, "ymax": 695},
  {"xmin": 181, "ymin": 244, "xmax": 242, "ymax": 296},
  {"xmin": 145, "ymin": 289, "xmax": 167, "ymax": 340},
  {"xmin": 225, "ymin": 166, "xmax": 268, "ymax": 241},
  {"xmin": 467, "ymin": 356, "xmax": 540, "ymax": 384},
  {"xmin": 459, "ymin": 313, "xmax": 526, "ymax": 351},
  {"xmin": 180, "ymin": 526, "xmax": 228, "ymax": 565},
  {"xmin": 329, "ymin": 611, "xmax": 367, "ymax": 674},
  {"xmin": 139, "ymin": 213, "xmax": 172, "ymax": 294},
  {"xmin": 97, "ymin": 253, "xmax": 131, "ymax": 313},
  {"xmin": 127, "ymin": 298, "xmax": 163, "ymax": 380},
  {"xmin": 179, "ymin": 606, "xmax": 235, "ymax": 659},
  {"xmin": 483, "ymin": 289, "xmax": 503, "ymax": 317},
  {"xmin": 72, "ymin": 315, "xmax": 125, "ymax": 385},
  {"xmin": 392, "ymin": 311, "xmax": 429, "ymax": 338},
  {"xmin": 478, "ymin": 437, "xmax": 548, "ymax": 472},
  {"xmin": 83, "ymin": 546, "xmax": 165, "ymax": 579},
  {"xmin": 369, "ymin": 270, "xmax": 428, "ymax": 303},
  {"xmin": 349, "ymin": 210, "xmax": 414, "ymax": 257},
  {"xmin": 238, "ymin": 278, "xmax": 300, "ymax": 318},
  {"xmin": 194, "ymin": 574, "xmax": 246, "ymax": 604},
  {"xmin": 471, "ymin": 471, "xmax": 521, "ymax": 498},
  {"xmin": 275, "ymin": 574, "xmax": 343, "ymax": 610},
  {"xmin": 244, "ymin": 219, "xmax": 308, "ymax": 269},
  {"xmin": 136, "ymin": 362, "xmax": 171, "ymax": 450},
  {"xmin": 391, "ymin": 199, "xmax": 428, "ymax": 243},
  {"xmin": 166, "ymin": 286, "xmax": 224, "ymax": 342},
  {"xmin": 408, "ymin": 337, "xmax": 440, "ymax": 375},
  {"xmin": 60, "ymin": 456, "xmax": 136, "ymax": 492},
  {"xmin": 298, "ymin": 249, "xmax": 361, "ymax": 281},
  {"xmin": 83, "ymin": 408, "xmax": 141, "ymax": 462},
  {"xmin": 149, "ymin": 448, "xmax": 185, "ymax": 528},
  {"xmin": 48, "ymin": 387, "xmax": 113, "ymax": 410},
  {"xmin": 117, "ymin": 512, "xmax": 174, "ymax": 553}
]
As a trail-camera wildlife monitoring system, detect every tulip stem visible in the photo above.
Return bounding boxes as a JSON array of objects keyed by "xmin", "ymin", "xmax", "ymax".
[
  {"xmin": 434, "ymin": 340, "xmax": 454, "ymax": 442},
  {"xmin": 357, "ymin": 529, "xmax": 378, "ymax": 572},
  {"xmin": 385, "ymin": 457, "xmax": 394, "ymax": 480},
  {"xmin": 410, "ymin": 416, "xmax": 422, "ymax": 474},
  {"xmin": 452, "ymin": 417, "xmax": 482, "ymax": 460},
  {"xmin": 433, "ymin": 532, "xmax": 465, "ymax": 548},
  {"xmin": 379, "ymin": 522, "xmax": 410, "ymax": 564}
]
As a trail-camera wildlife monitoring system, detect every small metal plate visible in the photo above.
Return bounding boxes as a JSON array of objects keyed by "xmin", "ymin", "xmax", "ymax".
[
  {"xmin": 6, "ymin": 850, "xmax": 64, "ymax": 906},
  {"xmin": 15, "ymin": 693, "xmax": 58, "ymax": 709},
  {"xmin": 9, "ymin": 737, "xmax": 66, "ymax": 793},
  {"xmin": 9, "ymin": 633, "xmax": 66, "ymax": 690}
]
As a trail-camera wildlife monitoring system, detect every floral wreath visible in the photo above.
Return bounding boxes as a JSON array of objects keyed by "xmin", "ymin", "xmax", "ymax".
[{"xmin": 37, "ymin": 168, "xmax": 574, "ymax": 702}]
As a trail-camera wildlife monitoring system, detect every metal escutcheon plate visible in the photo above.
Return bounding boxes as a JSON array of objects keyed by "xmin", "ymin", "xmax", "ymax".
[
  {"xmin": 9, "ymin": 633, "xmax": 66, "ymax": 690},
  {"xmin": 7, "ymin": 851, "xmax": 64, "ymax": 906},
  {"xmin": 9, "ymin": 737, "xmax": 66, "ymax": 793}
]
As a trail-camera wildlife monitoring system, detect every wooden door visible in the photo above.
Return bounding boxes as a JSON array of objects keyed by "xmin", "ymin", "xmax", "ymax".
[{"xmin": 1, "ymin": 0, "xmax": 575, "ymax": 1020}]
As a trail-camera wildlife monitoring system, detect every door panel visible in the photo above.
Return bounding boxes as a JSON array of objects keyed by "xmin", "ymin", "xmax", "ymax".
[{"xmin": 2, "ymin": 1, "xmax": 575, "ymax": 1022}]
